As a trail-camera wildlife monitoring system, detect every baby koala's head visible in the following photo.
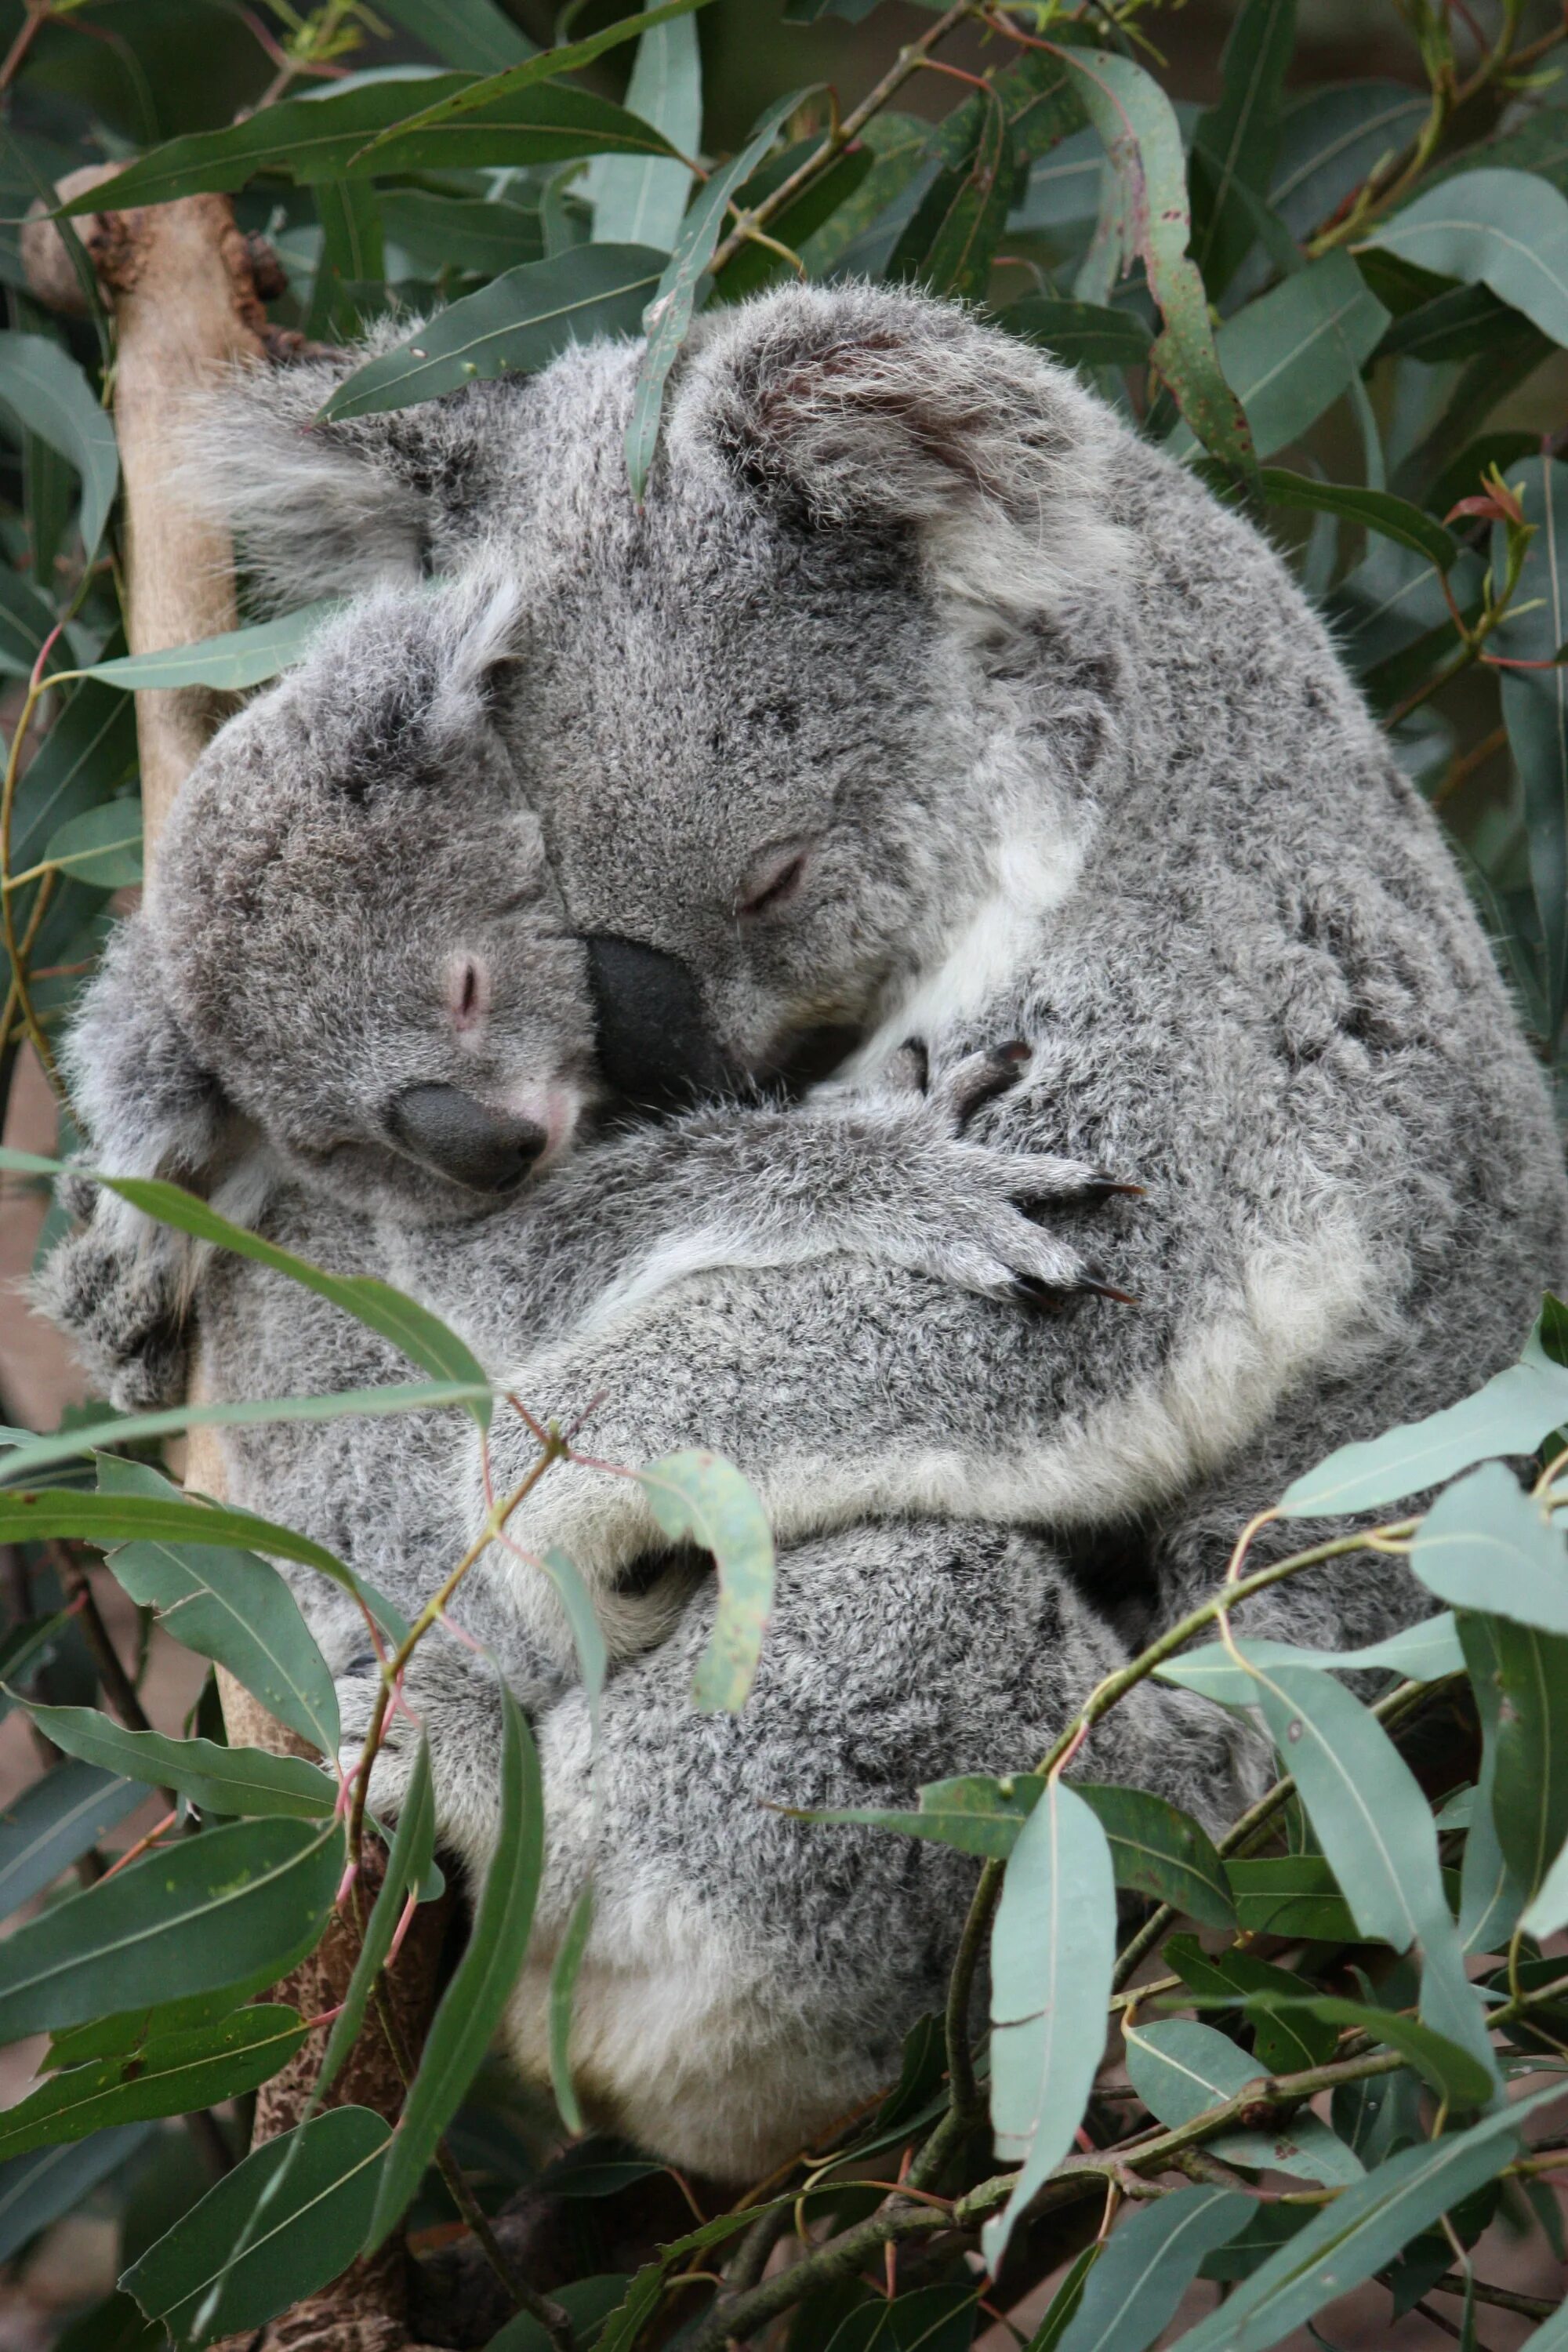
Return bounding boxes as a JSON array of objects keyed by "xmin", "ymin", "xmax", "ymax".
[{"xmin": 72, "ymin": 573, "xmax": 601, "ymax": 1230}]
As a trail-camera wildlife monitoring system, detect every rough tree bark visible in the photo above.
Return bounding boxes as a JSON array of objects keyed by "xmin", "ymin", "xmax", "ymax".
[{"xmin": 23, "ymin": 174, "xmax": 452, "ymax": 2352}]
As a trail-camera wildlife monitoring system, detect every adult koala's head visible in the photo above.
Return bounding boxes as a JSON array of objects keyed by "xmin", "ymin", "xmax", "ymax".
[
  {"xmin": 194, "ymin": 283, "xmax": 1132, "ymax": 1097},
  {"xmin": 71, "ymin": 574, "xmax": 598, "ymax": 1229}
]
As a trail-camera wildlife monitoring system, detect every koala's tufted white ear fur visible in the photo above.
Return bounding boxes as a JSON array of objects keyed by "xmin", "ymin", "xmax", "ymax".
[
  {"xmin": 673, "ymin": 282, "xmax": 1131, "ymax": 617},
  {"xmin": 180, "ymin": 321, "xmax": 453, "ymax": 612}
]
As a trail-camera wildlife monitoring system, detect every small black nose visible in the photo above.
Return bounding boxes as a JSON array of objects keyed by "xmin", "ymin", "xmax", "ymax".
[{"xmin": 387, "ymin": 1084, "xmax": 546, "ymax": 1194}]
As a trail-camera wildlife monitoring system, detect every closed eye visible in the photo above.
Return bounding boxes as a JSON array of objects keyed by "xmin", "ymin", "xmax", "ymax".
[{"xmin": 738, "ymin": 844, "xmax": 811, "ymax": 920}]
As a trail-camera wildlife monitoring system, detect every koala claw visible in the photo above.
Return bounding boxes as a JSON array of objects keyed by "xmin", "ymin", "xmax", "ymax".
[{"xmin": 34, "ymin": 1217, "xmax": 192, "ymax": 1411}]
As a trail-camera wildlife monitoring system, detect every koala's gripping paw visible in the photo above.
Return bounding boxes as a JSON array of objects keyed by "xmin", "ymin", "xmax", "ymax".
[
  {"xmin": 872, "ymin": 1042, "xmax": 1143, "ymax": 1309},
  {"xmin": 34, "ymin": 1203, "xmax": 192, "ymax": 1410},
  {"xmin": 335, "ymin": 1650, "xmax": 507, "ymax": 1875}
]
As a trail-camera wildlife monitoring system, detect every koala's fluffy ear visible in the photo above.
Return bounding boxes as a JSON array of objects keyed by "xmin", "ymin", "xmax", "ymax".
[
  {"xmin": 673, "ymin": 283, "xmax": 1130, "ymax": 615},
  {"xmin": 35, "ymin": 915, "xmax": 245, "ymax": 1408},
  {"xmin": 180, "ymin": 322, "xmax": 495, "ymax": 612}
]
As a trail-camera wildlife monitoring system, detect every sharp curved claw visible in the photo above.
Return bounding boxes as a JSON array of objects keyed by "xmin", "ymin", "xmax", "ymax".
[{"xmin": 1080, "ymin": 1276, "xmax": 1139, "ymax": 1306}]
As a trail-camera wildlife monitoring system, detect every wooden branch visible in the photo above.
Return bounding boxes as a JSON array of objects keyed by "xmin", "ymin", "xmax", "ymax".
[{"xmin": 24, "ymin": 175, "xmax": 453, "ymax": 2351}]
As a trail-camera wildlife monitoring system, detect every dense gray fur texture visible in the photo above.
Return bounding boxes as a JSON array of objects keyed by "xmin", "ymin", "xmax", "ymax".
[{"xmin": 43, "ymin": 285, "xmax": 1568, "ymax": 2176}]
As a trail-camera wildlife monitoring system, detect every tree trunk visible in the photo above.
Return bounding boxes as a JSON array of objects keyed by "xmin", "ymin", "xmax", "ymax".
[{"xmin": 24, "ymin": 175, "xmax": 452, "ymax": 2349}]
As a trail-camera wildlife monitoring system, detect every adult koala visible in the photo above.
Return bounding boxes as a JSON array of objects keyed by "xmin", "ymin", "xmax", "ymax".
[{"xmin": 46, "ymin": 282, "xmax": 1568, "ymax": 2179}]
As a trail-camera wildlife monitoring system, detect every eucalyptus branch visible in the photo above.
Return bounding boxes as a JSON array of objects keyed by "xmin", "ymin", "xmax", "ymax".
[
  {"xmin": 686, "ymin": 2202, "xmax": 951, "ymax": 2352},
  {"xmin": 706, "ymin": 2, "xmax": 976, "ymax": 280}
]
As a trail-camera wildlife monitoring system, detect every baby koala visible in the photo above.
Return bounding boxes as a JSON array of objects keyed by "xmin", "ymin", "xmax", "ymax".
[{"xmin": 42, "ymin": 564, "xmax": 1134, "ymax": 1438}]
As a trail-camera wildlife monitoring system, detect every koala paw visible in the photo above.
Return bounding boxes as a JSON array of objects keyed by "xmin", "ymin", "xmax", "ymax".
[
  {"xmin": 335, "ymin": 1646, "xmax": 507, "ymax": 1871},
  {"xmin": 869, "ymin": 1042, "xmax": 1144, "ymax": 1309},
  {"xmin": 34, "ymin": 1202, "xmax": 193, "ymax": 1410}
]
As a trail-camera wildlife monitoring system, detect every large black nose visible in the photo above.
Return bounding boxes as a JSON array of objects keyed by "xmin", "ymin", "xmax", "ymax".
[{"xmin": 386, "ymin": 1084, "xmax": 546, "ymax": 1193}]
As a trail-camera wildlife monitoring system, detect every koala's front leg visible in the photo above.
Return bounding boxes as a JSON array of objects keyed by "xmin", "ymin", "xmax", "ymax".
[{"xmin": 34, "ymin": 1171, "xmax": 194, "ymax": 1410}]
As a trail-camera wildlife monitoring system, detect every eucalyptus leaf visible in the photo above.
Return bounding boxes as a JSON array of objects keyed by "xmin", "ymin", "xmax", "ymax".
[
  {"xmin": 375, "ymin": 0, "xmax": 535, "ymax": 71},
  {"xmin": 311, "ymin": 1737, "xmax": 435, "ymax": 2111},
  {"xmin": 31, "ymin": 798, "xmax": 142, "ymax": 890},
  {"xmin": 0, "ymin": 2125, "xmax": 157, "ymax": 2267},
  {"xmin": 22, "ymin": 1704, "xmax": 335, "ymax": 1820},
  {"xmin": 1164, "ymin": 1936, "xmax": 1337, "ymax": 2074},
  {"xmin": 0, "ymin": 1817, "xmax": 343, "ymax": 2047},
  {"xmin": 1461, "ymin": 1611, "xmax": 1568, "ymax": 1904},
  {"xmin": 626, "ymin": 90, "xmax": 807, "ymax": 501},
  {"xmin": 1269, "ymin": 81, "xmax": 1427, "ymax": 242},
  {"xmin": 548, "ymin": 1882, "xmax": 595, "ymax": 2135},
  {"xmin": 1411, "ymin": 1462, "xmax": 1568, "ymax": 1635},
  {"xmin": 321, "ymin": 245, "xmax": 666, "ymax": 423},
  {"xmin": 998, "ymin": 296, "xmax": 1152, "ymax": 371},
  {"xmin": 1487, "ymin": 456, "xmax": 1568, "ymax": 1036},
  {"xmin": 123, "ymin": 2106, "xmax": 390, "ymax": 2349},
  {"xmin": 890, "ymin": 92, "xmax": 1012, "ymax": 301},
  {"xmin": 637, "ymin": 1448, "xmax": 775, "ymax": 1711},
  {"xmin": 1054, "ymin": 2185, "xmax": 1251, "ymax": 2352},
  {"xmin": 0, "ymin": 332, "xmax": 118, "ymax": 565},
  {"xmin": 1170, "ymin": 250, "xmax": 1388, "ymax": 463},
  {"xmin": 586, "ymin": 12, "xmax": 699, "ymax": 254},
  {"xmin": 1123, "ymin": 2018, "xmax": 1363, "ymax": 2184},
  {"xmin": 77, "ymin": 604, "xmax": 336, "ymax": 692},
  {"xmin": 1188, "ymin": 0, "xmax": 1297, "ymax": 297},
  {"xmin": 1259, "ymin": 469, "xmax": 1456, "ymax": 569},
  {"xmin": 1280, "ymin": 1310, "xmax": 1568, "ymax": 1515},
  {"xmin": 0, "ymin": 1762, "xmax": 144, "ymax": 1920},
  {"xmin": 1363, "ymin": 169, "xmax": 1568, "ymax": 350},
  {"xmin": 1156, "ymin": 1613, "xmax": 1464, "ymax": 1704},
  {"xmin": 366, "ymin": 1684, "xmax": 542, "ymax": 2245},
  {"xmin": 982, "ymin": 1778, "xmax": 1116, "ymax": 2272},
  {"xmin": 1165, "ymin": 2083, "xmax": 1565, "ymax": 2352},
  {"xmin": 0, "ymin": 2006, "xmax": 306, "ymax": 2160}
]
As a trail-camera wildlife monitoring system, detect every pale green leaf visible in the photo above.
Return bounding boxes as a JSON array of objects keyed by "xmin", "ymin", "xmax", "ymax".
[
  {"xmin": 77, "ymin": 604, "xmax": 336, "ymax": 692},
  {"xmin": 1055, "ymin": 2186, "xmax": 1252, "ymax": 2352},
  {"xmin": 1155, "ymin": 1613, "xmax": 1465, "ymax": 1704},
  {"xmin": 22, "ymin": 1704, "xmax": 334, "ymax": 1820},
  {"xmin": 1363, "ymin": 169, "xmax": 1568, "ymax": 350},
  {"xmin": 0, "ymin": 332, "xmax": 118, "ymax": 564},
  {"xmin": 635, "ymin": 1448, "xmax": 775, "ymax": 1711}
]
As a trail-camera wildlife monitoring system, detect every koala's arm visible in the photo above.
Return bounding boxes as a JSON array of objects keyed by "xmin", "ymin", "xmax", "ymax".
[
  {"xmin": 35, "ymin": 916, "xmax": 246, "ymax": 1408},
  {"xmin": 343, "ymin": 1514, "xmax": 1254, "ymax": 2180},
  {"xmin": 400, "ymin": 1046, "xmax": 1135, "ymax": 1371}
]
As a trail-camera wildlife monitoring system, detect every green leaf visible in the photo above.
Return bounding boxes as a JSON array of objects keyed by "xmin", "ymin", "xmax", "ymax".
[
  {"xmin": 1225, "ymin": 1854, "xmax": 1363, "ymax": 1942},
  {"xmin": 7, "ymin": 673, "xmax": 136, "ymax": 888},
  {"xmin": 982, "ymin": 1778, "xmax": 1116, "ymax": 2272},
  {"xmin": 799, "ymin": 111, "xmax": 930, "ymax": 276},
  {"xmin": 1188, "ymin": 0, "xmax": 1297, "ymax": 298},
  {"xmin": 1061, "ymin": 49, "xmax": 1255, "ymax": 480},
  {"xmin": 30, "ymin": 798, "xmax": 143, "ymax": 889},
  {"xmin": 1411, "ymin": 1463, "xmax": 1568, "ymax": 1635},
  {"xmin": 1075, "ymin": 1784, "xmax": 1235, "ymax": 1927},
  {"xmin": 715, "ymin": 140, "xmax": 873, "ymax": 303},
  {"xmin": 77, "ymin": 604, "xmax": 336, "ymax": 692},
  {"xmin": 0, "ymin": 1483, "xmax": 345, "ymax": 1606},
  {"xmin": 0, "ymin": 1150, "xmax": 494, "ymax": 1432},
  {"xmin": 1487, "ymin": 456, "xmax": 1568, "ymax": 1036},
  {"xmin": 311, "ymin": 1737, "xmax": 434, "ymax": 2110},
  {"xmin": 49, "ymin": 1984, "xmax": 281, "ymax": 2070},
  {"xmin": 366, "ymin": 1685, "xmax": 543, "ymax": 2246},
  {"xmin": 586, "ymin": 12, "xmax": 700, "ymax": 254},
  {"xmin": 1380, "ymin": 280, "xmax": 1516, "ymax": 365},
  {"xmin": 376, "ymin": 0, "xmax": 535, "ymax": 71},
  {"xmin": 1240, "ymin": 1658, "xmax": 1497, "ymax": 2092},
  {"xmin": 348, "ymin": 2, "xmax": 717, "ymax": 165},
  {"xmin": 1236, "ymin": 1994, "xmax": 1494, "ymax": 2109},
  {"xmin": 1123, "ymin": 2018, "xmax": 1363, "ymax": 2185},
  {"xmin": 304, "ymin": 181, "xmax": 384, "ymax": 344},
  {"xmin": 0, "ymin": 2125, "xmax": 157, "ymax": 2266},
  {"xmin": 0, "ymin": 1816, "xmax": 342, "ymax": 2048},
  {"xmin": 0, "ymin": 2006, "xmax": 306, "ymax": 2161},
  {"xmin": 319, "ymin": 245, "xmax": 667, "ymax": 424},
  {"xmin": 61, "ymin": 79, "xmax": 680, "ymax": 212},
  {"xmin": 0, "ymin": 561, "xmax": 66, "ymax": 678},
  {"xmin": 548, "ymin": 1882, "xmax": 595, "ymax": 2135},
  {"xmin": 122, "ymin": 2106, "xmax": 390, "ymax": 2349},
  {"xmin": 1164, "ymin": 1936, "xmax": 1336, "ymax": 2074},
  {"xmin": 1279, "ymin": 1309, "xmax": 1568, "ymax": 1515},
  {"xmin": 1055, "ymin": 2185, "xmax": 1252, "ymax": 2352},
  {"xmin": 1171, "ymin": 250, "xmax": 1388, "ymax": 463},
  {"xmin": 1165, "ymin": 2083, "xmax": 1565, "ymax": 2352},
  {"xmin": 819, "ymin": 2285, "xmax": 980, "ymax": 2351},
  {"xmin": 625, "ymin": 89, "xmax": 807, "ymax": 501},
  {"xmin": 540, "ymin": 1548, "xmax": 608, "ymax": 1735},
  {"xmin": 890, "ymin": 93, "xmax": 1013, "ymax": 301},
  {"xmin": 1363, "ymin": 169, "xmax": 1568, "ymax": 350},
  {"xmin": 635, "ymin": 1448, "xmax": 775, "ymax": 1711},
  {"xmin": 53, "ymin": 2288, "xmax": 165, "ymax": 2352},
  {"xmin": 380, "ymin": 189, "xmax": 543, "ymax": 278},
  {"xmin": 793, "ymin": 1773, "xmax": 1232, "ymax": 1924},
  {"xmin": 487, "ymin": 2274, "xmax": 635, "ymax": 2351},
  {"xmin": 1023, "ymin": 2243, "xmax": 1100, "ymax": 2352},
  {"xmin": 22, "ymin": 1705, "xmax": 335, "ymax": 1820},
  {"xmin": 0, "ymin": 1377, "xmax": 491, "ymax": 1490},
  {"xmin": 1155, "ymin": 1613, "xmax": 1465, "ymax": 1704},
  {"xmin": 1259, "ymin": 469, "xmax": 1457, "ymax": 569},
  {"xmin": 1461, "ymin": 1611, "xmax": 1568, "ymax": 1904},
  {"xmin": 1523, "ymin": 1821, "xmax": 1568, "ymax": 1940},
  {"xmin": 1268, "ymin": 81, "xmax": 1427, "ymax": 242},
  {"xmin": 0, "ymin": 1762, "xmax": 145, "ymax": 1918},
  {"xmin": 0, "ymin": 332, "xmax": 118, "ymax": 565},
  {"xmin": 996, "ymin": 295, "xmax": 1152, "ymax": 371}
]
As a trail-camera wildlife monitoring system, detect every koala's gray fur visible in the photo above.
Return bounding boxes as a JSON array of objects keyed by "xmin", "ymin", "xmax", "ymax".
[{"xmin": 45, "ymin": 283, "xmax": 1568, "ymax": 2178}]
